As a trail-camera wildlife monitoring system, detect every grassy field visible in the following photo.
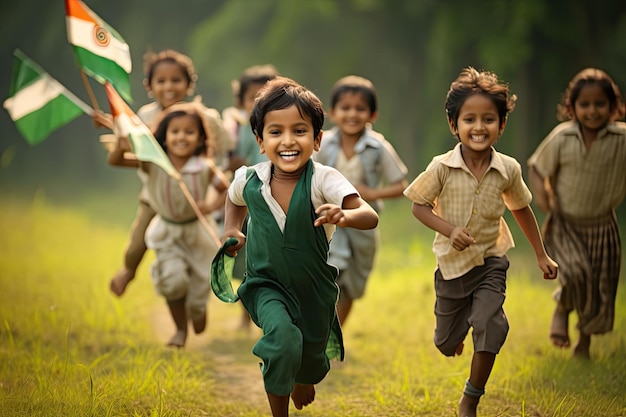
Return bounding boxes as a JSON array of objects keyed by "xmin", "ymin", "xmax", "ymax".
[{"xmin": 0, "ymin": 193, "xmax": 625, "ymax": 416}]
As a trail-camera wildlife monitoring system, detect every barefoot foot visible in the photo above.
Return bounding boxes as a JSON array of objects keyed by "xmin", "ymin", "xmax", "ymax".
[
  {"xmin": 291, "ymin": 384, "xmax": 315, "ymax": 410},
  {"xmin": 110, "ymin": 268, "xmax": 135, "ymax": 297},
  {"xmin": 166, "ymin": 330, "xmax": 187, "ymax": 348},
  {"xmin": 458, "ymin": 394, "xmax": 480, "ymax": 417},
  {"xmin": 549, "ymin": 304, "xmax": 570, "ymax": 348}
]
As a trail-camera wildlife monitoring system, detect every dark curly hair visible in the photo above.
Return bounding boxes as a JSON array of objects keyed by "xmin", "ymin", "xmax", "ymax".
[{"xmin": 445, "ymin": 67, "xmax": 517, "ymax": 135}]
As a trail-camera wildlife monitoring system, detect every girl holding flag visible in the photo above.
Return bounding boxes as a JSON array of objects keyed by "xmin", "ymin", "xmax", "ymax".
[{"xmin": 108, "ymin": 100, "xmax": 228, "ymax": 347}]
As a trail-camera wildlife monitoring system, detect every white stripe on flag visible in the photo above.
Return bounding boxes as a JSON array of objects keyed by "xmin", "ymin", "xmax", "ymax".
[
  {"xmin": 4, "ymin": 75, "xmax": 60, "ymax": 120},
  {"xmin": 3, "ymin": 74, "xmax": 92, "ymax": 119},
  {"xmin": 66, "ymin": 16, "xmax": 131, "ymax": 73}
]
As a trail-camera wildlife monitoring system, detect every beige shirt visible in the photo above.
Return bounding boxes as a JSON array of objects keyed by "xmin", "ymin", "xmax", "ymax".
[
  {"xmin": 404, "ymin": 143, "xmax": 532, "ymax": 279},
  {"xmin": 335, "ymin": 149, "xmax": 366, "ymax": 185},
  {"xmin": 528, "ymin": 120, "xmax": 626, "ymax": 219}
]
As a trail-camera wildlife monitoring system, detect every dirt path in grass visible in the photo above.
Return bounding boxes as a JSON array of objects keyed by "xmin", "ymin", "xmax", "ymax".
[{"xmin": 150, "ymin": 295, "xmax": 267, "ymax": 408}]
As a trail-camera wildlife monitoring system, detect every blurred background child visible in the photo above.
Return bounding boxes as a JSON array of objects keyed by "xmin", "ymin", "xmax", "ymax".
[
  {"xmin": 221, "ymin": 64, "xmax": 279, "ymax": 330},
  {"xmin": 108, "ymin": 102, "xmax": 228, "ymax": 347},
  {"xmin": 528, "ymin": 68, "xmax": 626, "ymax": 359},
  {"xmin": 314, "ymin": 75, "xmax": 408, "ymax": 326}
]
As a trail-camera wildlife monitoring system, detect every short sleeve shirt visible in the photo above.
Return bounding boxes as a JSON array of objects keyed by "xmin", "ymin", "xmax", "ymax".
[
  {"xmin": 404, "ymin": 143, "xmax": 532, "ymax": 279},
  {"xmin": 527, "ymin": 120, "xmax": 626, "ymax": 219},
  {"xmin": 229, "ymin": 161, "xmax": 359, "ymax": 241}
]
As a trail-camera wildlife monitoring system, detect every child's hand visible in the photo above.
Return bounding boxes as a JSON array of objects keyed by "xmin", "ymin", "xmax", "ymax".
[
  {"xmin": 540, "ymin": 256, "xmax": 559, "ymax": 280},
  {"xmin": 314, "ymin": 203, "xmax": 346, "ymax": 227},
  {"xmin": 221, "ymin": 228, "xmax": 246, "ymax": 257},
  {"xmin": 92, "ymin": 109, "xmax": 114, "ymax": 129},
  {"xmin": 449, "ymin": 227, "xmax": 476, "ymax": 251}
]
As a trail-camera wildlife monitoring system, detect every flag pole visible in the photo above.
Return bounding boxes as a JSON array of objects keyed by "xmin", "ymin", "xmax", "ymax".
[
  {"xmin": 175, "ymin": 176, "xmax": 222, "ymax": 248},
  {"xmin": 79, "ymin": 69, "xmax": 100, "ymax": 111}
]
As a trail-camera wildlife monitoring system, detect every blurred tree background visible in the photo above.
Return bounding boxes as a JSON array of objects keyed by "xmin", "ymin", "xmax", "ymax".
[{"xmin": 1, "ymin": 0, "xmax": 625, "ymax": 205}]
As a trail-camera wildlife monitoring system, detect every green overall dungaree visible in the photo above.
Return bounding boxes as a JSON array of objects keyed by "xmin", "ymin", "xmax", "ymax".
[{"xmin": 238, "ymin": 160, "xmax": 344, "ymax": 396}]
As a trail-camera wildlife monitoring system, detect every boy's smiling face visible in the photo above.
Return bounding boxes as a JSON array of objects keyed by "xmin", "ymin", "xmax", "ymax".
[{"xmin": 256, "ymin": 105, "xmax": 321, "ymax": 175}]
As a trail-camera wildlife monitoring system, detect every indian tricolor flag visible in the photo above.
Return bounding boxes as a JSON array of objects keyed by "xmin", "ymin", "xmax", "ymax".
[
  {"xmin": 65, "ymin": 0, "xmax": 133, "ymax": 101},
  {"xmin": 3, "ymin": 49, "xmax": 92, "ymax": 145},
  {"xmin": 104, "ymin": 82, "xmax": 177, "ymax": 178}
]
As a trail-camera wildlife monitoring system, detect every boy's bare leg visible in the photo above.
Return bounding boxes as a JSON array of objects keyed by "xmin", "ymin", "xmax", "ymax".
[
  {"xmin": 458, "ymin": 351, "xmax": 495, "ymax": 417},
  {"xmin": 549, "ymin": 302, "xmax": 571, "ymax": 348},
  {"xmin": 291, "ymin": 384, "xmax": 315, "ymax": 410},
  {"xmin": 573, "ymin": 332, "xmax": 591, "ymax": 359},
  {"xmin": 267, "ymin": 392, "xmax": 289, "ymax": 417},
  {"xmin": 166, "ymin": 298, "xmax": 188, "ymax": 348},
  {"xmin": 192, "ymin": 310, "xmax": 207, "ymax": 334},
  {"xmin": 110, "ymin": 201, "xmax": 153, "ymax": 297},
  {"xmin": 455, "ymin": 342, "xmax": 465, "ymax": 355},
  {"xmin": 336, "ymin": 294, "xmax": 353, "ymax": 326}
]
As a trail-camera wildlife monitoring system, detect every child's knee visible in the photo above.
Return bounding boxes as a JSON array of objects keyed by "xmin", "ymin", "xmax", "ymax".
[
  {"xmin": 256, "ymin": 319, "xmax": 302, "ymax": 365},
  {"xmin": 472, "ymin": 315, "xmax": 509, "ymax": 350},
  {"xmin": 435, "ymin": 337, "xmax": 463, "ymax": 357}
]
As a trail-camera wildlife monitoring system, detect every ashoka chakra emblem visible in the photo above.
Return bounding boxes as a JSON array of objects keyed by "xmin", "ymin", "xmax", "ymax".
[{"xmin": 93, "ymin": 25, "xmax": 110, "ymax": 47}]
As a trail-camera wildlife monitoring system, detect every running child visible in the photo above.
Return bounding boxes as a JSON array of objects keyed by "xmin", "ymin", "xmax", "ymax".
[
  {"xmin": 528, "ymin": 68, "xmax": 626, "ymax": 359},
  {"xmin": 404, "ymin": 67, "xmax": 558, "ymax": 417},
  {"xmin": 218, "ymin": 76, "xmax": 378, "ymax": 416},
  {"xmin": 315, "ymin": 75, "xmax": 408, "ymax": 326},
  {"xmin": 108, "ymin": 102, "xmax": 228, "ymax": 347}
]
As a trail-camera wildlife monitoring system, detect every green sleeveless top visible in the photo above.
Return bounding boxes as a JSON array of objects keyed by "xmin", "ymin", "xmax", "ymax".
[{"xmin": 211, "ymin": 159, "xmax": 344, "ymax": 360}]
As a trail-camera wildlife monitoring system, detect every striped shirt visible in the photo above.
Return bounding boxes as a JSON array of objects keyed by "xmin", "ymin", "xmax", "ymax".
[
  {"xmin": 404, "ymin": 143, "xmax": 532, "ymax": 279},
  {"xmin": 528, "ymin": 120, "xmax": 626, "ymax": 220}
]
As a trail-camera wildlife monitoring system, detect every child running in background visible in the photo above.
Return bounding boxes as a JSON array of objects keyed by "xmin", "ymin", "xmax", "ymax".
[
  {"xmin": 223, "ymin": 64, "xmax": 280, "ymax": 170},
  {"xmin": 528, "ymin": 68, "xmax": 626, "ymax": 359},
  {"xmin": 314, "ymin": 75, "xmax": 408, "ymax": 326},
  {"xmin": 103, "ymin": 49, "xmax": 233, "ymax": 297},
  {"xmin": 108, "ymin": 102, "xmax": 228, "ymax": 347},
  {"xmin": 218, "ymin": 77, "xmax": 378, "ymax": 416},
  {"xmin": 221, "ymin": 64, "xmax": 280, "ymax": 330},
  {"xmin": 404, "ymin": 67, "xmax": 558, "ymax": 417}
]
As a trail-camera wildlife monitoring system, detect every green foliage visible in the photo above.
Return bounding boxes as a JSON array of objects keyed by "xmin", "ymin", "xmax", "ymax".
[
  {"xmin": 1, "ymin": 198, "xmax": 625, "ymax": 416},
  {"xmin": 1, "ymin": 0, "xmax": 625, "ymax": 188}
]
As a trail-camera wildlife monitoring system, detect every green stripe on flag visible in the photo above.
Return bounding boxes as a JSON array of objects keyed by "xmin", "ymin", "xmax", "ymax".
[
  {"xmin": 73, "ymin": 46, "xmax": 132, "ymax": 102},
  {"xmin": 12, "ymin": 94, "xmax": 85, "ymax": 145},
  {"xmin": 9, "ymin": 49, "xmax": 49, "ymax": 95}
]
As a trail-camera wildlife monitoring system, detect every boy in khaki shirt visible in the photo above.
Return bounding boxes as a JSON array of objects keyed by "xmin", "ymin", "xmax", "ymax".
[{"xmin": 404, "ymin": 67, "xmax": 558, "ymax": 417}]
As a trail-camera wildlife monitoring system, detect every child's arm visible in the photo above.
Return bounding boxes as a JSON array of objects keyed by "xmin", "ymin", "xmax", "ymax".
[
  {"xmin": 411, "ymin": 203, "xmax": 475, "ymax": 251},
  {"xmin": 221, "ymin": 197, "xmax": 248, "ymax": 256},
  {"xmin": 356, "ymin": 178, "xmax": 409, "ymax": 201},
  {"xmin": 528, "ymin": 166, "xmax": 552, "ymax": 213},
  {"xmin": 107, "ymin": 135, "xmax": 140, "ymax": 168},
  {"xmin": 510, "ymin": 205, "xmax": 558, "ymax": 280},
  {"xmin": 314, "ymin": 194, "xmax": 378, "ymax": 230},
  {"xmin": 198, "ymin": 181, "xmax": 228, "ymax": 215}
]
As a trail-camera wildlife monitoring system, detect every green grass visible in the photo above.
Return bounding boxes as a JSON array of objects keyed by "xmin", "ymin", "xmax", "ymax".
[{"xmin": 1, "ymin": 195, "xmax": 625, "ymax": 416}]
